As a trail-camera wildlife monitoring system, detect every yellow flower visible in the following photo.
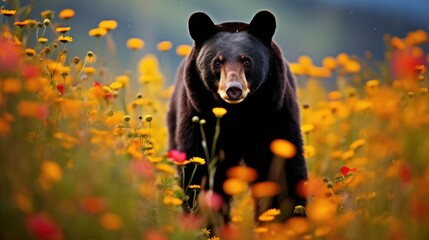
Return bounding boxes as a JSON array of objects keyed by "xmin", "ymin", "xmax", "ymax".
[
  {"xmin": 269, "ymin": 139, "xmax": 296, "ymax": 159},
  {"xmin": 328, "ymin": 90, "xmax": 342, "ymax": 101},
  {"xmin": 40, "ymin": 10, "xmax": 53, "ymax": 19},
  {"xmin": 262, "ymin": 208, "xmax": 281, "ymax": 216},
  {"xmin": 208, "ymin": 237, "xmax": 221, "ymax": 240},
  {"xmin": 163, "ymin": 195, "xmax": 183, "ymax": 206},
  {"xmin": 38, "ymin": 38, "xmax": 48, "ymax": 44},
  {"xmin": 189, "ymin": 157, "xmax": 205, "ymax": 165},
  {"xmin": 258, "ymin": 214, "xmax": 275, "ymax": 222},
  {"xmin": 303, "ymin": 145, "xmax": 316, "ymax": 158},
  {"xmin": 25, "ymin": 48, "xmax": 36, "ymax": 56},
  {"xmin": 344, "ymin": 60, "xmax": 361, "ymax": 73},
  {"xmin": 176, "ymin": 44, "xmax": 192, "ymax": 57},
  {"xmin": 59, "ymin": 8, "xmax": 75, "ymax": 19},
  {"xmin": 322, "ymin": 56, "xmax": 337, "ymax": 70},
  {"xmin": 336, "ymin": 53, "xmax": 350, "ymax": 65},
  {"xmin": 157, "ymin": 40, "xmax": 173, "ymax": 51},
  {"xmin": 258, "ymin": 208, "xmax": 281, "ymax": 221},
  {"xmin": 99, "ymin": 213, "xmax": 123, "ymax": 231},
  {"xmin": 212, "ymin": 107, "xmax": 227, "ymax": 117},
  {"xmin": 1, "ymin": 9, "xmax": 16, "ymax": 17},
  {"xmin": 58, "ymin": 35, "xmax": 73, "ymax": 43},
  {"xmin": 115, "ymin": 75, "xmax": 130, "ymax": 86},
  {"xmin": 189, "ymin": 184, "xmax": 201, "ymax": 189},
  {"xmin": 84, "ymin": 67, "xmax": 96, "ymax": 75},
  {"xmin": 341, "ymin": 150, "xmax": 354, "ymax": 161},
  {"xmin": 201, "ymin": 227, "xmax": 211, "ymax": 236},
  {"xmin": 56, "ymin": 27, "xmax": 71, "ymax": 33},
  {"xmin": 298, "ymin": 55, "xmax": 313, "ymax": 66},
  {"xmin": 98, "ymin": 20, "xmax": 118, "ymax": 31},
  {"xmin": 156, "ymin": 163, "xmax": 177, "ymax": 175},
  {"xmin": 301, "ymin": 123, "xmax": 314, "ymax": 134},
  {"xmin": 126, "ymin": 38, "xmax": 144, "ymax": 50},
  {"xmin": 88, "ymin": 28, "xmax": 107, "ymax": 37},
  {"xmin": 110, "ymin": 81, "xmax": 123, "ymax": 90},
  {"xmin": 349, "ymin": 139, "xmax": 365, "ymax": 151}
]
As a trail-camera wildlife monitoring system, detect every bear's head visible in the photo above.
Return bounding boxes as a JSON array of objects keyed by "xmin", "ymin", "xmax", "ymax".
[{"xmin": 188, "ymin": 11, "xmax": 277, "ymax": 105}]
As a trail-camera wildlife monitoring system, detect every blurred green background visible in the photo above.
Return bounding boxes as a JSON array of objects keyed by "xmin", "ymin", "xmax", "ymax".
[{"xmin": 16, "ymin": 0, "xmax": 429, "ymax": 83}]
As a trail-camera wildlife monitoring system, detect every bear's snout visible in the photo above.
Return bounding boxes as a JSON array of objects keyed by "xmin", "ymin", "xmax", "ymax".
[{"xmin": 226, "ymin": 82, "xmax": 243, "ymax": 100}]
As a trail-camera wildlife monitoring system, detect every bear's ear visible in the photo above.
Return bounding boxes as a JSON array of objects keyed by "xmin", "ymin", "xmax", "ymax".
[
  {"xmin": 189, "ymin": 12, "xmax": 217, "ymax": 46},
  {"xmin": 248, "ymin": 10, "xmax": 276, "ymax": 45}
]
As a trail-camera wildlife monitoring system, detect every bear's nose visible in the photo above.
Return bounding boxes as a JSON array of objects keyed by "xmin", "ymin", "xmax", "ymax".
[{"xmin": 226, "ymin": 82, "xmax": 243, "ymax": 100}]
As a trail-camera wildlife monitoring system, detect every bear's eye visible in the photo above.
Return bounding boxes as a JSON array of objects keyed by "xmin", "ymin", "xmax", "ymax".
[
  {"xmin": 213, "ymin": 60, "xmax": 222, "ymax": 67},
  {"xmin": 242, "ymin": 58, "xmax": 252, "ymax": 66}
]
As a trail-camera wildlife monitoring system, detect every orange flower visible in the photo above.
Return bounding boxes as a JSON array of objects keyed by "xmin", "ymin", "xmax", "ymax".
[
  {"xmin": 223, "ymin": 178, "xmax": 247, "ymax": 195},
  {"xmin": 176, "ymin": 44, "xmax": 192, "ymax": 57},
  {"xmin": 88, "ymin": 28, "xmax": 107, "ymax": 37},
  {"xmin": 58, "ymin": 35, "xmax": 73, "ymax": 43},
  {"xmin": 2, "ymin": 78, "xmax": 22, "ymax": 94},
  {"xmin": 56, "ymin": 27, "xmax": 71, "ymax": 33},
  {"xmin": 126, "ymin": 38, "xmax": 144, "ymax": 50},
  {"xmin": 99, "ymin": 213, "xmax": 123, "ymax": 231},
  {"xmin": 226, "ymin": 166, "xmax": 258, "ymax": 182},
  {"xmin": 322, "ymin": 56, "xmax": 337, "ymax": 70},
  {"xmin": 98, "ymin": 20, "xmax": 118, "ymax": 31},
  {"xmin": 157, "ymin": 40, "xmax": 173, "ymax": 51},
  {"xmin": 251, "ymin": 181, "xmax": 280, "ymax": 198},
  {"xmin": 17, "ymin": 101, "xmax": 49, "ymax": 119},
  {"xmin": 1, "ymin": 9, "xmax": 16, "ymax": 17},
  {"xmin": 40, "ymin": 161, "xmax": 62, "ymax": 183},
  {"xmin": 58, "ymin": 8, "xmax": 75, "ymax": 19},
  {"xmin": 270, "ymin": 139, "xmax": 296, "ymax": 158}
]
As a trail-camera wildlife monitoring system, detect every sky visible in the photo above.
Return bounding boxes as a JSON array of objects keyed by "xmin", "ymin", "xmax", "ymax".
[{"xmin": 14, "ymin": 0, "xmax": 429, "ymax": 83}]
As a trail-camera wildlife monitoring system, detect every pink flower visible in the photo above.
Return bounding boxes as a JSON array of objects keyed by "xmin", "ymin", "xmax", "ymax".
[
  {"xmin": 22, "ymin": 64, "xmax": 40, "ymax": 79},
  {"xmin": 130, "ymin": 160, "xmax": 153, "ymax": 177},
  {"xmin": 0, "ymin": 40, "xmax": 21, "ymax": 75},
  {"xmin": 168, "ymin": 150, "xmax": 187, "ymax": 163},
  {"xmin": 199, "ymin": 190, "xmax": 224, "ymax": 211}
]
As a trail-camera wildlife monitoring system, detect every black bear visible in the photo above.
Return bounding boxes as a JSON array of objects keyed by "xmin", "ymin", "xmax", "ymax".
[{"xmin": 167, "ymin": 10, "xmax": 308, "ymax": 218}]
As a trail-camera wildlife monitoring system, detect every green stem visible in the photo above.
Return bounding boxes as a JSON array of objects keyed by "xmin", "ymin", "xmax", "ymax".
[
  {"xmin": 199, "ymin": 123, "xmax": 210, "ymax": 163},
  {"xmin": 185, "ymin": 164, "xmax": 198, "ymax": 193},
  {"xmin": 72, "ymin": 57, "xmax": 88, "ymax": 86},
  {"xmin": 210, "ymin": 117, "xmax": 221, "ymax": 161},
  {"xmin": 181, "ymin": 166, "xmax": 185, "ymax": 189}
]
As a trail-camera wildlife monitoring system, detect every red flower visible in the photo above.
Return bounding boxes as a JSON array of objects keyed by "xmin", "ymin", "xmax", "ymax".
[
  {"xmin": 56, "ymin": 84, "xmax": 64, "ymax": 95},
  {"xmin": 399, "ymin": 164, "xmax": 412, "ymax": 184},
  {"xmin": 93, "ymin": 81, "xmax": 102, "ymax": 87},
  {"xmin": 340, "ymin": 166, "xmax": 358, "ymax": 176},
  {"xmin": 80, "ymin": 197, "xmax": 105, "ymax": 214},
  {"xmin": 168, "ymin": 150, "xmax": 187, "ymax": 163},
  {"xmin": 25, "ymin": 213, "xmax": 63, "ymax": 240}
]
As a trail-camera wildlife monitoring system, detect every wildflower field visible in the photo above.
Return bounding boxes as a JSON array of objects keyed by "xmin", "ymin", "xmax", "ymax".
[{"xmin": 1, "ymin": 2, "xmax": 429, "ymax": 240}]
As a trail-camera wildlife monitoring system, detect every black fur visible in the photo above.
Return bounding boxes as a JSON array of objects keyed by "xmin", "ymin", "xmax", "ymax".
[{"xmin": 168, "ymin": 10, "xmax": 308, "ymax": 218}]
